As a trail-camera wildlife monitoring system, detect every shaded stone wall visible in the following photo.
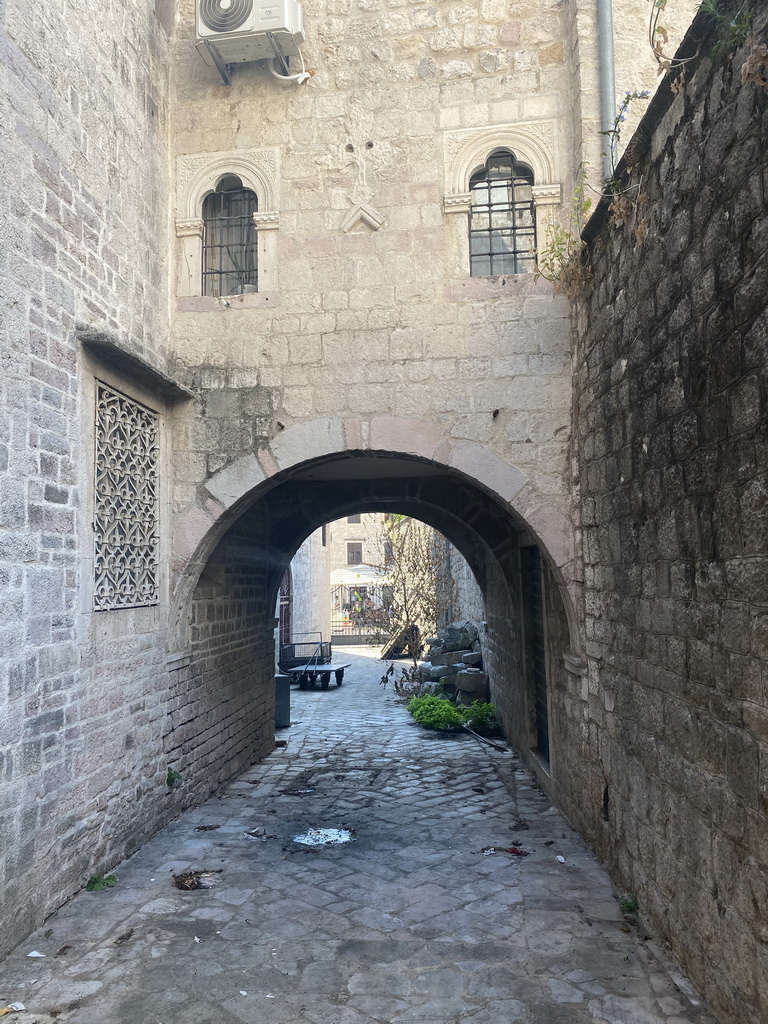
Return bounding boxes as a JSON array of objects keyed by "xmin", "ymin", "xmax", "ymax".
[
  {"xmin": 0, "ymin": 0, "xmax": 172, "ymax": 956},
  {"xmin": 571, "ymin": 8, "xmax": 768, "ymax": 1021},
  {"xmin": 167, "ymin": 519, "xmax": 277, "ymax": 808}
]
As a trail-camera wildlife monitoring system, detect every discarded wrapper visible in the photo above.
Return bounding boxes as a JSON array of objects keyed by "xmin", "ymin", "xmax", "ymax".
[
  {"xmin": 26, "ymin": 951, "xmax": 45, "ymax": 958},
  {"xmin": 0, "ymin": 1004, "xmax": 26, "ymax": 1016},
  {"xmin": 556, "ymin": 855, "xmax": 566, "ymax": 863}
]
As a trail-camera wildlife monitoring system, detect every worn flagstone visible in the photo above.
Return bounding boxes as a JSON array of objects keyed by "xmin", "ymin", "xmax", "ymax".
[{"xmin": 0, "ymin": 649, "xmax": 717, "ymax": 1024}]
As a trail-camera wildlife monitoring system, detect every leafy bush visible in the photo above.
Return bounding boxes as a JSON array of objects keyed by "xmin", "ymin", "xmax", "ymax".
[
  {"xmin": 86, "ymin": 874, "xmax": 116, "ymax": 892},
  {"xmin": 461, "ymin": 701, "xmax": 499, "ymax": 735},
  {"xmin": 620, "ymin": 893, "xmax": 639, "ymax": 915},
  {"xmin": 407, "ymin": 697, "xmax": 500, "ymax": 735},
  {"xmin": 407, "ymin": 695, "xmax": 464, "ymax": 731}
]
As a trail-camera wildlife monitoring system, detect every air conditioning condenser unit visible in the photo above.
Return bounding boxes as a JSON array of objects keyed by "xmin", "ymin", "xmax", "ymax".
[{"xmin": 196, "ymin": 0, "xmax": 305, "ymax": 66}]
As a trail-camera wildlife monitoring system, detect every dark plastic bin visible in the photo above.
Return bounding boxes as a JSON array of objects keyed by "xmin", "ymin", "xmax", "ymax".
[{"xmin": 274, "ymin": 673, "xmax": 291, "ymax": 729}]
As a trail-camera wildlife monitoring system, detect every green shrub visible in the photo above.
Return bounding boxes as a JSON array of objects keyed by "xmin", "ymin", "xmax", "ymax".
[
  {"xmin": 407, "ymin": 695, "xmax": 464, "ymax": 731},
  {"xmin": 86, "ymin": 874, "xmax": 116, "ymax": 892},
  {"xmin": 407, "ymin": 696, "xmax": 500, "ymax": 734},
  {"xmin": 460, "ymin": 701, "xmax": 499, "ymax": 734},
  {"xmin": 619, "ymin": 893, "xmax": 639, "ymax": 914}
]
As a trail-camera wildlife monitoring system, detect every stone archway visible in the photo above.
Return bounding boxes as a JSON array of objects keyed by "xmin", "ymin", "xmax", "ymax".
[{"xmin": 164, "ymin": 436, "xmax": 580, "ymax": 811}]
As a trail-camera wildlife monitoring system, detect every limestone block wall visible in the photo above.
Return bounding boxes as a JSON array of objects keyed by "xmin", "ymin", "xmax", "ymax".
[
  {"xmin": 0, "ymin": 0, "xmax": 173, "ymax": 957},
  {"xmin": 168, "ymin": 0, "xmax": 576, "ymax": 534},
  {"xmin": 290, "ymin": 527, "xmax": 332, "ymax": 639},
  {"xmin": 571, "ymin": 8, "xmax": 768, "ymax": 1022}
]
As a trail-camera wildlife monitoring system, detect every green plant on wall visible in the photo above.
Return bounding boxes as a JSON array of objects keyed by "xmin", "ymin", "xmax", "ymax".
[
  {"xmin": 85, "ymin": 874, "xmax": 116, "ymax": 892},
  {"xmin": 650, "ymin": 0, "xmax": 751, "ymax": 77},
  {"xmin": 535, "ymin": 166, "xmax": 592, "ymax": 295}
]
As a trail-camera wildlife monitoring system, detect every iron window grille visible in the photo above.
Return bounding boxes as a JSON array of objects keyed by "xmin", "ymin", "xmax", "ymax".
[
  {"xmin": 469, "ymin": 150, "xmax": 536, "ymax": 277},
  {"xmin": 202, "ymin": 175, "xmax": 258, "ymax": 297}
]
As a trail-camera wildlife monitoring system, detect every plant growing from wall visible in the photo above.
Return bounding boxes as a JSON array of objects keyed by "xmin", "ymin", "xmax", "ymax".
[
  {"xmin": 650, "ymin": 0, "xmax": 751, "ymax": 78},
  {"xmin": 535, "ymin": 167, "xmax": 593, "ymax": 297},
  {"xmin": 86, "ymin": 874, "xmax": 116, "ymax": 892}
]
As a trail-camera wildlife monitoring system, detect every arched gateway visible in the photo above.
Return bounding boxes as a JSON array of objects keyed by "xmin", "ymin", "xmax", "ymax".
[{"xmin": 165, "ymin": 417, "xmax": 580, "ymax": 810}]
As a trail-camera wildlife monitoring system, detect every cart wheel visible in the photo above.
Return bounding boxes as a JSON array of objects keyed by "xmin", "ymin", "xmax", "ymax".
[
  {"xmin": 320, "ymin": 673, "xmax": 330, "ymax": 690},
  {"xmin": 299, "ymin": 674, "xmax": 308, "ymax": 690},
  {"xmin": 335, "ymin": 669, "xmax": 344, "ymax": 686},
  {"xmin": 309, "ymin": 673, "xmax": 318, "ymax": 688}
]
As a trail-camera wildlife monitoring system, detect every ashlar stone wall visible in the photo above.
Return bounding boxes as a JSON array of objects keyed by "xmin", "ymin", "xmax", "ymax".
[
  {"xmin": 569, "ymin": 8, "xmax": 768, "ymax": 1022},
  {"xmin": 0, "ymin": 0, "xmax": 173, "ymax": 957}
]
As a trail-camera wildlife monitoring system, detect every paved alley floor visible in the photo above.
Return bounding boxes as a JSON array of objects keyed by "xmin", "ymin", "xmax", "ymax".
[{"xmin": 1, "ymin": 649, "xmax": 718, "ymax": 1024}]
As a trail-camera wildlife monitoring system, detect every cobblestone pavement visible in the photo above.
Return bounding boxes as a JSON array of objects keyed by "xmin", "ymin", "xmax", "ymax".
[{"xmin": 1, "ymin": 649, "xmax": 718, "ymax": 1024}]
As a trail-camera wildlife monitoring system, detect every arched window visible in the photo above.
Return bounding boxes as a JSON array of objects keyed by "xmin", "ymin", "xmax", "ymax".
[
  {"xmin": 469, "ymin": 150, "xmax": 536, "ymax": 277},
  {"xmin": 201, "ymin": 175, "xmax": 258, "ymax": 296}
]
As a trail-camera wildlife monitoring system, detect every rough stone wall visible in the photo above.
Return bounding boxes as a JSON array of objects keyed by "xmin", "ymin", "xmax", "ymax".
[
  {"xmin": 0, "ymin": 0, "xmax": 172, "ymax": 956},
  {"xmin": 447, "ymin": 540, "xmax": 485, "ymax": 622},
  {"xmin": 571, "ymin": 9, "xmax": 768, "ymax": 1022}
]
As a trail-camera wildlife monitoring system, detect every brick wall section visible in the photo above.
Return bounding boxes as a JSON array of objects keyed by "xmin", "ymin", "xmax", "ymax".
[
  {"xmin": 571, "ymin": 9, "xmax": 768, "ymax": 1022},
  {"xmin": 0, "ymin": 0, "xmax": 171, "ymax": 957},
  {"xmin": 165, "ymin": 521, "xmax": 277, "ymax": 806}
]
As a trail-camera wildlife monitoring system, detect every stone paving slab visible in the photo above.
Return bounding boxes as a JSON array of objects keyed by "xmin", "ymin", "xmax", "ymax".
[{"xmin": 0, "ymin": 649, "xmax": 718, "ymax": 1024}]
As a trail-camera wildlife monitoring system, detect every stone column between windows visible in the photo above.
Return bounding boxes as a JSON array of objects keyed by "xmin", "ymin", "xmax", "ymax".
[{"xmin": 175, "ymin": 218, "xmax": 204, "ymax": 297}]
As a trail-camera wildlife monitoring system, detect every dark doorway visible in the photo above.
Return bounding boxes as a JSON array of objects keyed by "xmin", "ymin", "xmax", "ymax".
[{"xmin": 521, "ymin": 545, "xmax": 549, "ymax": 761}]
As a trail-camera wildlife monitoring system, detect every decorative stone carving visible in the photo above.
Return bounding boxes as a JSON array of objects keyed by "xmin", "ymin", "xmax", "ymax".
[
  {"xmin": 254, "ymin": 210, "xmax": 280, "ymax": 230},
  {"xmin": 174, "ymin": 217, "xmax": 204, "ymax": 239},
  {"xmin": 175, "ymin": 148, "xmax": 281, "ymax": 296},
  {"xmin": 176, "ymin": 148, "xmax": 280, "ymax": 218},
  {"xmin": 339, "ymin": 202, "xmax": 385, "ymax": 233},
  {"xmin": 442, "ymin": 191, "xmax": 472, "ymax": 215},
  {"xmin": 443, "ymin": 121, "xmax": 558, "ymax": 194},
  {"xmin": 93, "ymin": 381, "xmax": 159, "ymax": 611}
]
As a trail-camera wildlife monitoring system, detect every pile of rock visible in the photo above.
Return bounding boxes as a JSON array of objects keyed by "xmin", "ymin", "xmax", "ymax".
[{"xmin": 418, "ymin": 620, "xmax": 489, "ymax": 704}]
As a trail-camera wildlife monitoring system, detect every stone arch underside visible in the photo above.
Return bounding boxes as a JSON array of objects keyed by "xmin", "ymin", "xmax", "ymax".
[{"xmin": 163, "ymin": 443, "xmax": 578, "ymax": 815}]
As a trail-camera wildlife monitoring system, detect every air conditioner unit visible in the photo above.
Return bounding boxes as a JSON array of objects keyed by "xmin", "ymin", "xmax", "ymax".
[{"xmin": 196, "ymin": 0, "xmax": 305, "ymax": 66}]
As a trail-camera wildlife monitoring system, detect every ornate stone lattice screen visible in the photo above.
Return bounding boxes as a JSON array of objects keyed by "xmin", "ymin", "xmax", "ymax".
[{"xmin": 94, "ymin": 382, "xmax": 159, "ymax": 610}]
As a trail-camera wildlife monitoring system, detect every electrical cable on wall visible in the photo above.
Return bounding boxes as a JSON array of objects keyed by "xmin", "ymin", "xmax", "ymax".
[{"xmin": 269, "ymin": 47, "xmax": 314, "ymax": 85}]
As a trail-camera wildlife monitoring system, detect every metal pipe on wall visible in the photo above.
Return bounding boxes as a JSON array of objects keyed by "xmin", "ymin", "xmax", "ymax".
[{"xmin": 597, "ymin": 0, "xmax": 617, "ymax": 182}]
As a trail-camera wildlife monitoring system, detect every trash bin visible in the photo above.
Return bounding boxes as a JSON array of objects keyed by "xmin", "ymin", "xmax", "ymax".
[{"xmin": 274, "ymin": 673, "xmax": 291, "ymax": 729}]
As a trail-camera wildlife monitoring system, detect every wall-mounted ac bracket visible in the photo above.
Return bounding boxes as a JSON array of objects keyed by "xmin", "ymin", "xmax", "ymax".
[
  {"xmin": 267, "ymin": 32, "xmax": 291, "ymax": 77},
  {"xmin": 197, "ymin": 38, "xmax": 232, "ymax": 85}
]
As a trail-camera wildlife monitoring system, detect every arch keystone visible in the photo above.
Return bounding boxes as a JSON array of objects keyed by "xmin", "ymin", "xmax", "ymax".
[
  {"xmin": 448, "ymin": 442, "xmax": 528, "ymax": 503},
  {"xmin": 204, "ymin": 453, "xmax": 265, "ymax": 509},
  {"xmin": 269, "ymin": 417, "xmax": 345, "ymax": 470},
  {"xmin": 369, "ymin": 415, "xmax": 444, "ymax": 459}
]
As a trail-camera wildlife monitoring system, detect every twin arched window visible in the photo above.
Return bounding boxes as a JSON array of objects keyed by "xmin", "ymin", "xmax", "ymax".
[
  {"xmin": 201, "ymin": 175, "xmax": 258, "ymax": 297},
  {"xmin": 469, "ymin": 149, "xmax": 536, "ymax": 277}
]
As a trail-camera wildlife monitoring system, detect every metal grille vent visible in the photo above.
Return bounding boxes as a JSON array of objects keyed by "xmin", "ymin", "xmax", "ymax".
[{"xmin": 199, "ymin": 0, "xmax": 253, "ymax": 33}]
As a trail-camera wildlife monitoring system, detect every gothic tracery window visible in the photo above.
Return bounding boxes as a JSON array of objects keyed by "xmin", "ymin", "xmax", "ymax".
[
  {"xmin": 94, "ymin": 382, "xmax": 159, "ymax": 610},
  {"xmin": 469, "ymin": 149, "xmax": 536, "ymax": 276},
  {"xmin": 202, "ymin": 175, "xmax": 258, "ymax": 296}
]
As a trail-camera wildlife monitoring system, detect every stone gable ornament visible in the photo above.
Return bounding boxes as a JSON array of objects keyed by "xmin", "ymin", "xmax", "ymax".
[{"xmin": 339, "ymin": 202, "xmax": 385, "ymax": 234}]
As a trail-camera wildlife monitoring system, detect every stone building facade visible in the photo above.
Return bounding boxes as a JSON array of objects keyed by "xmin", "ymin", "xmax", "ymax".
[{"xmin": 5, "ymin": 1, "xmax": 768, "ymax": 1023}]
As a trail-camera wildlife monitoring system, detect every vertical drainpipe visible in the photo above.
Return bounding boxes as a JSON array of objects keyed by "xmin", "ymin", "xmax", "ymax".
[{"xmin": 597, "ymin": 0, "xmax": 617, "ymax": 182}]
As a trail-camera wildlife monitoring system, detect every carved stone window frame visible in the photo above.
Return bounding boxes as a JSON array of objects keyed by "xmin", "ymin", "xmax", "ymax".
[
  {"xmin": 443, "ymin": 123, "xmax": 562, "ymax": 277},
  {"xmin": 175, "ymin": 148, "xmax": 280, "ymax": 301}
]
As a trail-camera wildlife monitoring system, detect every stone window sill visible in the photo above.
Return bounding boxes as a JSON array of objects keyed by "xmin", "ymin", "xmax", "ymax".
[
  {"xmin": 445, "ymin": 276, "xmax": 554, "ymax": 301},
  {"xmin": 176, "ymin": 292, "xmax": 281, "ymax": 312}
]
